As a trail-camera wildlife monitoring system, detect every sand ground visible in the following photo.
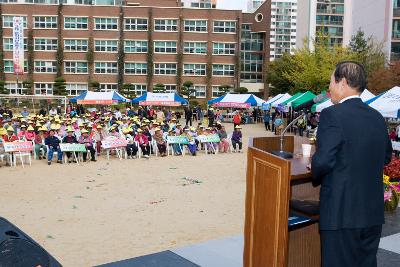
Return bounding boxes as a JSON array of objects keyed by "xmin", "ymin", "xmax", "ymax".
[{"xmin": 0, "ymin": 123, "xmax": 306, "ymax": 267}]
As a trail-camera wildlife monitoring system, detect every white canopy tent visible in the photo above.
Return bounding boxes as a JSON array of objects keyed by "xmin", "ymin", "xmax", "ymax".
[
  {"xmin": 315, "ymin": 89, "xmax": 375, "ymax": 113},
  {"xmin": 271, "ymin": 93, "xmax": 292, "ymax": 108},
  {"xmin": 368, "ymin": 86, "xmax": 400, "ymax": 118}
]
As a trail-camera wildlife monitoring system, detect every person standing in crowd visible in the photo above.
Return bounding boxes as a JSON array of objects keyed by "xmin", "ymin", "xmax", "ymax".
[
  {"xmin": 21, "ymin": 107, "xmax": 29, "ymax": 118},
  {"xmin": 45, "ymin": 129, "xmax": 62, "ymax": 165},
  {"xmin": 49, "ymin": 106, "xmax": 57, "ymax": 116},
  {"xmin": 274, "ymin": 113, "xmax": 284, "ymax": 135},
  {"xmin": 39, "ymin": 106, "xmax": 47, "ymax": 116},
  {"xmin": 57, "ymin": 106, "xmax": 62, "ymax": 115},
  {"xmin": 263, "ymin": 111, "xmax": 271, "ymax": 131},
  {"xmin": 233, "ymin": 111, "xmax": 241, "ymax": 129},
  {"xmin": 207, "ymin": 108, "xmax": 215, "ymax": 127},
  {"xmin": 296, "ymin": 114, "xmax": 307, "ymax": 136},
  {"xmin": 184, "ymin": 106, "xmax": 192, "ymax": 126},
  {"xmin": 311, "ymin": 62, "xmax": 393, "ymax": 267},
  {"xmin": 156, "ymin": 108, "xmax": 165, "ymax": 124}
]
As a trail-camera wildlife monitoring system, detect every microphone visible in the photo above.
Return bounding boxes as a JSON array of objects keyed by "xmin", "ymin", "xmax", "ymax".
[{"xmin": 293, "ymin": 93, "xmax": 327, "ymax": 111}]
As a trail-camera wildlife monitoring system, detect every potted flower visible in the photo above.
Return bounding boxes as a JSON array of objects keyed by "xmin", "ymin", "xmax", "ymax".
[{"xmin": 383, "ymin": 175, "xmax": 400, "ymax": 212}]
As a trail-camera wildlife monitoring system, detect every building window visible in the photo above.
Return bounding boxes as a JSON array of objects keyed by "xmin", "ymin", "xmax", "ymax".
[
  {"xmin": 154, "ymin": 19, "xmax": 178, "ymax": 31},
  {"xmin": 124, "ymin": 40, "xmax": 148, "ymax": 53},
  {"xmin": 154, "ymin": 63, "xmax": 177, "ymax": 75},
  {"xmin": 64, "ymin": 39, "xmax": 88, "ymax": 52},
  {"xmin": 3, "ymin": 38, "xmax": 27, "ymax": 51},
  {"xmin": 94, "ymin": 17, "xmax": 118, "ymax": 30},
  {"xmin": 183, "ymin": 64, "xmax": 206, "ymax": 76},
  {"xmin": 4, "ymin": 60, "xmax": 28, "ymax": 73},
  {"xmin": 154, "ymin": 41, "xmax": 177, "ymax": 53},
  {"xmin": 183, "ymin": 42, "xmax": 207, "ymax": 54},
  {"xmin": 124, "ymin": 62, "xmax": 147, "ymax": 74},
  {"xmin": 213, "ymin": 42, "xmax": 236, "ymax": 55},
  {"xmin": 64, "ymin": 61, "xmax": 88, "ymax": 74},
  {"xmin": 34, "ymin": 16, "xmax": 57, "ymax": 29},
  {"xmin": 184, "ymin": 20, "xmax": 207, "ymax": 32},
  {"xmin": 164, "ymin": 84, "xmax": 176, "ymax": 93},
  {"xmin": 66, "ymin": 83, "xmax": 87, "ymax": 96},
  {"xmin": 94, "ymin": 39, "xmax": 118, "ymax": 52},
  {"xmin": 94, "ymin": 62, "xmax": 117, "ymax": 74},
  {"xmin": 34, "ymin": 38, "xmax": 58, "ymax": 51},
  {"xmin": 212, "ymin": 64, "xmax": 235, "ymax": 76},
  {"xmin": 34, "ymin": 61, "xmax": 56, "ymax": 73},
  {"xmin": 191, "ymin": 85, "xmax": 206, "ymax": 98},
  {"xmin": 99, "ymin": 83, "xmax": 118, "ymax": 92},
  {"xmin": 64, "ymin": 17, "xmax": 88, "ymax": 29},
  {"xmin": 35, "ymin": 83, "xmax": 53, "ymax": 95},
  {"xmin": 2, "ymin": 16, "xmax": 27, "ymax": 28},
  {"xmin": 125, "ymin": 18, "xmax": 148, "ymax": 31},
  {"xmin": 213, "ymin": 21, "xmax": 236, "ymax": 33},
  {"xmin": 5, "ymin": 83, "xmax": 26, "ymax": 95},
  {"xmin": 133, "ymin": 84, "xmax": 147, "ymax": 96},
  {"xmin": 212, "ymin": 85, "xmax": 232, "ymax": 98}
]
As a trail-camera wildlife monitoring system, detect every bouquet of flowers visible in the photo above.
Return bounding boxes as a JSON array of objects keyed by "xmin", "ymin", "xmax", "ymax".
[
  {"xmin": 384, "ymin": 157, "xmax": 400, "ymax": 181},
  {"xmin": 383, "ymin": 174, "xmax": 400, "ymax": 212}
]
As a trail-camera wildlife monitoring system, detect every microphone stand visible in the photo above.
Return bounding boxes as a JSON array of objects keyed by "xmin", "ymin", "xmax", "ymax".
[{"xmin": 271, "ymin": 112, "xmax": 306, "ymax": 159}]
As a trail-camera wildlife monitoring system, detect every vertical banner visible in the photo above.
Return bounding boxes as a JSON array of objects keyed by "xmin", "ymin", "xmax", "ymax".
[{"xmin": 13, "ymin": 17, "xmax": 24, "ymax": 75}]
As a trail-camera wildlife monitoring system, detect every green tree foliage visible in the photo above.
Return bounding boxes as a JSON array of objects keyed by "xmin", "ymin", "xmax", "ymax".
[
  {"xmin": 53, "ymin": 77, "xmax": 67, "ymax": 96},
  {"xmin": 266, "ymin": 53, "xmax": 294, "ymax": 95},
  {"xmin": 89, "ymin": 81, "xmax": 100, "ymax": 92},
  {"xmin": 218, "ymin": 85, "xmax": 232, "ymax": 96},
  {"xmin": 153, "ymin": 83, "xmax": 166, "ymax": 93},
  {"xmin": 0, "ymin": 80, "xmax": 8, "ymax": 95},
  {"xmin": 234, "ymin": 87, "xmax": 248, "ymax": 94},
  {"xmin": 181, "ymin": 81, "xmax": 196, "ymax": 99},
  {"xmin": 368, "ymin": 60, "xmax": 400, "ymax": 94},
  {"xmin": 121, "ymin": 83, "xmax": 136, "ymax": 99},
  {"xmin": 22, "ymin": 80, "xmax": 33, "ymax": 95}
]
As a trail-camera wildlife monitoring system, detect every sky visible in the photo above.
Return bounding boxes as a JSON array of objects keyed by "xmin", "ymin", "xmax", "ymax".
[{"xmin": 216, "ymin": 0, "xmax": 248, "ymax": 11}]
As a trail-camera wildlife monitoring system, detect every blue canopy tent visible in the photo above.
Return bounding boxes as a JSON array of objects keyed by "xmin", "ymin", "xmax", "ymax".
[
  {"xmin": 132, "ymin": 93, "xmax": 188, "ymax": 106},
  {"xmin": 207, "ymin": 93, "xmax": 265, "ymax": 108}
]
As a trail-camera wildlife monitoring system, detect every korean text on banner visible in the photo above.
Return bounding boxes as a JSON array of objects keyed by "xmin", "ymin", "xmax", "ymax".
[
  {"xmin": 13, "ymin": 17, "xmax": 24, "ymax": 75},
  {"xmin": 167, "ymin": 136, "xmax": 189, "ymax": 144},
  {"xmin": 197, "ymin": 134, "xmax": 221, "ymax": 143},
  {"xmin": 4, "ymin": 142, "xmax": 33, "ymax": 152},
  {"xmin": 101, "ymin": 138, "xmax": 128, "ymax": 149},
  {"xmin": 60, "ymin": 143, "xmax": 87, "ymax": 152}
]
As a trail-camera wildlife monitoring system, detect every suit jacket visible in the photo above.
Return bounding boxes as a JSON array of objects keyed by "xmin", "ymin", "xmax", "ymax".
[{"xmin": 311, "ymin": 98, "xmax": 392, "ymax": 230}]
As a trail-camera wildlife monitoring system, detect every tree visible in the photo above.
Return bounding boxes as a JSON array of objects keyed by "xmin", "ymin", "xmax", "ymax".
[
  {"xmin": 53, "ymin": 77, "xmax": 67, "ymax": 96},
  {"xmin": 266, "ymin": 53, "xmax": 295, "ymax": 95},
  {"xmin": 153, "ymin": 83, "xmax": 166, "ymax": 93},
  {"xmin": 0, "ymin": 81, "xmax": 8, "ymax": 95},
  {"xmin": 121, "ymin": 83, "xmax": 136, "ymax": 99},
  {"xmin": 22, "ymin": 80, "xmax": 33, "ymax": 95},
  {"xmin": 181, "ymin": 81, "xmax": 196, "ymax": 99},
  {"xmin": 348, "ymin": 28, "xmax": 386, "ymax": 76},
  {"xmin": 234, "ymin": 87, "xmax": 248, "ymax": 94},
  {"xmin": 218, "ymin": 85, "xmax": 232, "ymax": 96},
  {"xmin": 368, "ymin": 61, "xmax": 400, "ymax": 95},
  {"xmin": 89, "ymin": 81, "xmax": 100, "ymax": 92}
]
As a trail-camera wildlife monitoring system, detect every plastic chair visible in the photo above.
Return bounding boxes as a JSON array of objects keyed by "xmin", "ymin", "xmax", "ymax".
[
  {"xmin": 13, "ymin": 151, "xmax": 32, "ymax": 168},
  {"xmin": 46, "ymin": 145, "xmax": 59, "ymax": 162}
]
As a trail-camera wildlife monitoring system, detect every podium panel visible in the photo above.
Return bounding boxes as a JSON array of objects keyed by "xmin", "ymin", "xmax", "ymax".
[{"xmin": 244, "ymin": 147, "xmax": 291, "ymax": 267}]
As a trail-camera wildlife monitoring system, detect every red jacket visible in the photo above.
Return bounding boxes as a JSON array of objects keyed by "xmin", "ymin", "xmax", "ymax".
[{"xmin": 134, "ymin": 134, "xmax": 149, "ymax": 145}]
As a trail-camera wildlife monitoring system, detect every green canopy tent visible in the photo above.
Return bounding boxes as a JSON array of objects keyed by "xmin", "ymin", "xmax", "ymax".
[
  {"xmin": 279, "ymin": 92, "xmax": 304, "ymax": 106},
  {"xmin": 290, "ymin": 91, "xmax": 316, "ymax": 108}
]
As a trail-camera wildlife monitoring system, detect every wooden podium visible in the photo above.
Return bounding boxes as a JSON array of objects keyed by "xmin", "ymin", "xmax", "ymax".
[{"xmin": 243, "ymin": 136, "xmax": 320, "ymax": 267}]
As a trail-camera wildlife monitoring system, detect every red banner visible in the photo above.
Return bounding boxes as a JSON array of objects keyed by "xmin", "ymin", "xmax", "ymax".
[
  {"xmin": 4, "ymin": 141, "xmax": 33, "ymax": 152},
  {"xmin": 214, "ymin": 102, "xmax": 251, "ymax": 108},
  {"xmin": 77, "ymin": 100, "xmax": 116, "ymax": 105},
  {"xmin": 101, "ymin": 138, "xmax": 128, "ymax": 149},
  {"xmin": 139, "ymin": 101, "xmax": 181, "ymax": 106}
]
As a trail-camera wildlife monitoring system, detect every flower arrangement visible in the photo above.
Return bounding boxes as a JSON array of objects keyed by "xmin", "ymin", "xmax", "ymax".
[
  {"xmin": 384, "ymin": 157, "xmax": 400, "ymax": 181},
  {"xmin": 383, "ymin": 174, "xmax": 400, "ymax": 212}
]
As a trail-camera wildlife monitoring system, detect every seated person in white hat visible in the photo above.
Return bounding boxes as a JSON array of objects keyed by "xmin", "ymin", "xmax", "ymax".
[
  {"xmin": 63, "ymin": 127, "xmax": 78, "ymax": 163},
  {"xmin": 78, "ymin": 129, "xmax": 96, "ymax": 162},
  {"xmin": 34, "ymin": 126, "xmax": 48, "ymax": 160},
  {"xmin": 134, "ymin": 129, "xmax": 150, "ymax": 158}
]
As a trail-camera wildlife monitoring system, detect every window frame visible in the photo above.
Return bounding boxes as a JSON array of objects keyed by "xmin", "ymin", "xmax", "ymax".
[
  {"xmin": 213, "ymin": 20, "xmax": 237, "ymax": 34},
  {"xmin": 94, "ymin": 39, "xmax": 119, "ymax": 53},
  {"xmin": 34, "ymin": 38, "xmax": 58, "ymax": 51},
  {"xmin": 33, "ymin": 15, "xmax": 58, "ymax": 29},
  {"xmin": 154, "ymin": 62, "xmax": 178, "ymax": 75},
  {"xmin": 64, "ymin": 61, "xmax": 89, "ymax": 74},
  {"xmin": 183, "ymin": 19, "xmax": 208, "ymax": 33},
  {"xmin": 64, "ymin": 38, "xmax": 88, "ymax": 52},
  {"xmin": 183, "ymin": 63, "xmax": 206, "ymax": 76},
  {"xmin": 124, "ymin": 17, "xmax": 148, "ymax": 31},
  {"xmin": 124, "ymin": 40, "xmax": 148, "ymax": 53},
  {"xmin": 64, "ymin": 16, "xmax": 89, "ymax": 30},
  {"xmin": 124, "ymin": 62, "xmax": 148, "ymax": 75},
  {"xmin": 94, "ymin": 61, "xmax": 118, "ymax": 74},
  {"xmin": 183, "ymin": 41, "xmax": 207, "ymax": 54},
  {"xmin": 154, "ymin": 40, "xmax": 177, "ymax": 54},
  {"xmin": 94, "ymin": 17, "xmax": 118, "ymax": 31},
  {"xmin": 154, "ymin": 19, "xmax": 178, "ymax": 32}
]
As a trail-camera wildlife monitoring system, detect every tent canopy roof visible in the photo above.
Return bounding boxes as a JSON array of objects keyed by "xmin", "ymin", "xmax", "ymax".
[
  {"xmin": 207, "ymin": 93, "xmax": 265, "ymax": 107},
  {"xmin": 132, "ymin": 92, "xmax": 188, "ymax": 106},
  {"xmin": 368, "ymin": 86, "xmax": 400, "ymax": 118},
  {"xmin": 69, "ymin": 91, "xmax": 129, "ymax": 104},
  {"xmin": 290, "ymin": 91, "xmax": 316, "ymax": 108}
]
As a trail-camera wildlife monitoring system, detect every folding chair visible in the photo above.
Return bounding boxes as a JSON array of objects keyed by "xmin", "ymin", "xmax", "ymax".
[{"xmin": 13, "ymin": 151, "xmax": 32, "ymax": 168}]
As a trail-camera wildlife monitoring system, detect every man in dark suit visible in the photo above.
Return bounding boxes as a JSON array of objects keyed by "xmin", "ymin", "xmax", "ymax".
[{"xmin": 311, "ymin": 62, "xmax": 393, "ymax": 267}]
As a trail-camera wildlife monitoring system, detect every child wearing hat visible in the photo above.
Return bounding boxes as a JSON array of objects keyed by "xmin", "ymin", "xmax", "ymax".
[
  {"xmin": 78, "ymin": 129, "xmax": 96, "ymax": 162},
  {"xmin": 231, "ymin": 125, "xmax": 243, "ymax": 153},
  {"xmin": 34, "ymin": 127, "xmax": 48, "ymax": 160},
  {"xmin": 45, "ymin": 129, "xmax": 63, "ymax": 165}
]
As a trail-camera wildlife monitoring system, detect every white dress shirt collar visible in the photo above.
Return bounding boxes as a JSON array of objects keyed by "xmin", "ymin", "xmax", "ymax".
[{"xmin": 339, "ymin": 95, "xmax": 361, "ymax": 104}]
